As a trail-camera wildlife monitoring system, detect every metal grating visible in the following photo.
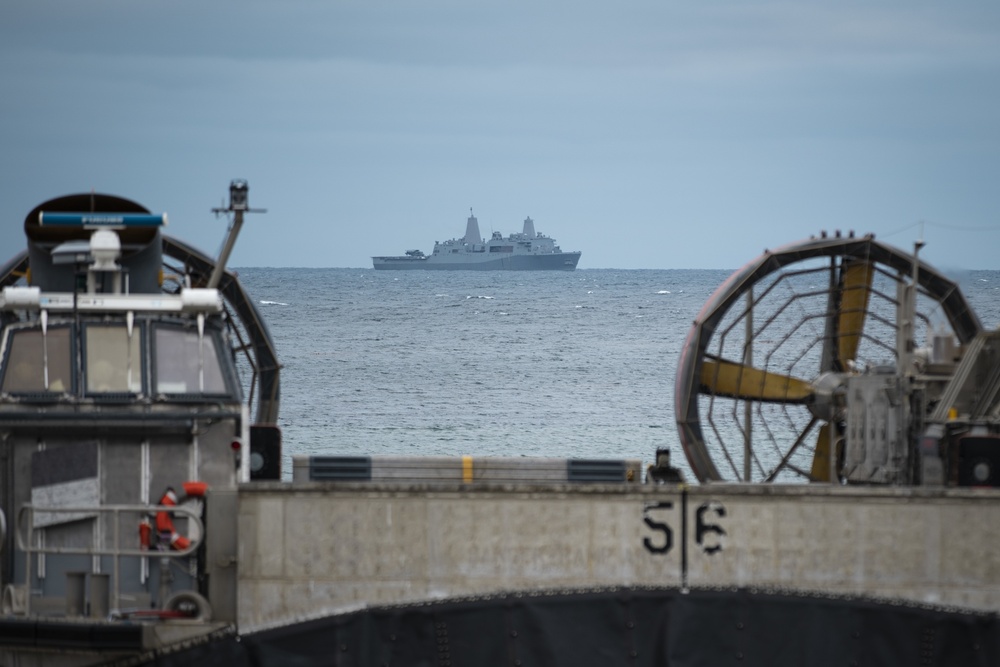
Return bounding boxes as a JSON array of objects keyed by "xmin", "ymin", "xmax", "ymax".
[
  {"xmin": 566, "ymin": 459, "xmax": 627, "ymax": 483},
  {"xmin": 309, "ymin": 456, "xmax": 372, "ymax": 481}
]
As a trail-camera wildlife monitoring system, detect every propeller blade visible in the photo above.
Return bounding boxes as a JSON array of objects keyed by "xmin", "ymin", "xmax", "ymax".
[
  {"xmin": 809, "ymin": 422, "xmax": 845, "ymax": 482},
  {"xmin": 810, "ymin": 423, "xmax": 833, "ymax": 481},
  {"xmin": 837, "ymin": 260, "xmax": 874, "ymax": 366},
  {"xmin": 700, "ymin": 358, "xmax": 813, "ymax": 403}
]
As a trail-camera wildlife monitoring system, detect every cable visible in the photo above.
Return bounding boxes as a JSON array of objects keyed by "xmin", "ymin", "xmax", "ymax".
[{"xmin": 881, "ymin": 219, "xmax": 1000, "ymax": 239}]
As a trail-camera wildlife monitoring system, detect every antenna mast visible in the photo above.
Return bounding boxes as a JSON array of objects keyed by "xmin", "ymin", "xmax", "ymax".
[{"xmin": 208, "ymin": 179, "xmax": 266, "ymax": 289}]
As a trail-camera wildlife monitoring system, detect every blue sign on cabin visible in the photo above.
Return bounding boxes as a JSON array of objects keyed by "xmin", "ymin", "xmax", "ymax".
[{"xmin": 38, "ymin": 212, "xmax": 168, "ymax": 228}]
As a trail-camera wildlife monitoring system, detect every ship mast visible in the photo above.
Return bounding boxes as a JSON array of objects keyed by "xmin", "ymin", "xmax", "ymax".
[{"xmin": 209, "ymin": 180, "xmax": 266, "ymax": 289}]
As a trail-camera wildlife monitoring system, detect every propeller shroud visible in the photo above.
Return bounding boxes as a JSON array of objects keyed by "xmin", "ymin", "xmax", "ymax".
[{"xmin": 674, "ymin": 233, "xmax": 981, "ymax": 483}]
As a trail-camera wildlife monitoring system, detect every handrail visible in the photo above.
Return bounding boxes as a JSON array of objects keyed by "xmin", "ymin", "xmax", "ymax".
[
  {"xmin": 14, "ymin": 502, "xmax": 204, "ymax": 616},
  {"xmin": 0, "ymin": 508, "xmax": 5, "ymax": 552},
  {"xmin": 16, "ymin": 503, "xmax": 203, "ymax": 558}
]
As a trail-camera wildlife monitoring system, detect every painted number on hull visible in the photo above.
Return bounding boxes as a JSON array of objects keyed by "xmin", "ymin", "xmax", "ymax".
[
  {"xmin": 696, "ymin": 501, "xmax": 726, "ymax": 554},
  {"xmin": 642, "ymin": 499, "xmax": 727, "ymax": 556},
  {"xmin": 642, "ymin": 501, "xmax": 673, "ymax": 554}
]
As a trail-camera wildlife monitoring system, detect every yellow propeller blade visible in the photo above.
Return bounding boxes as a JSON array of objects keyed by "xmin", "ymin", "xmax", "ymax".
[
  {"xmin": 810, "ymin": 423, "xmax": 832, "ymax": 481},
  {"xmin": 700, "ymin": 358, "xmax": 813, "ymax": 403},
  {"xmin": 809, "ymin": 423, "xmax": 845, "ymax": 482},
  {"xmin": 838, "ymin": 260, "xmax": 874, "ymax": 365}
]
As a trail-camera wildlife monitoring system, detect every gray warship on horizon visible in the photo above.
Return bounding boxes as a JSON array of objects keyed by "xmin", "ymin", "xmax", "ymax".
[{"xmin": 372, "ymin": 211, "xmax": 582, "ymax": 270}]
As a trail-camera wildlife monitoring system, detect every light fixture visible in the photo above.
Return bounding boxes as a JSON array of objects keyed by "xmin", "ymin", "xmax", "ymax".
[{"xmin": 229, "ymin": 179, "xmax": 249, "ymax": 211}]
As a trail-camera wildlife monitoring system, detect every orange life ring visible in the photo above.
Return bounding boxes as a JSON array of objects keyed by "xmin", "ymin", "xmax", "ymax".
[{"xmin": 155, "ymin": 488, "xmax": 191, "ymax": 550}]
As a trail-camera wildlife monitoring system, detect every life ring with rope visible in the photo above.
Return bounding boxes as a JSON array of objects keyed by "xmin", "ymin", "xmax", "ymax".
[{"xmin": 139, "ymin": 482, "xmax": 207, "ymax": 551}]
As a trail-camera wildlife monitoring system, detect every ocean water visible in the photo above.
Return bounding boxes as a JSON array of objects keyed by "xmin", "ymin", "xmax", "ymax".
[{"xmin": 234, "ymin": 267, "xmax": 1000, "ymax": 481}]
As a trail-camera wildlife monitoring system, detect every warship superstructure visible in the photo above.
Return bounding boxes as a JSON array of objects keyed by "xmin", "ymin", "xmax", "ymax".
[{"xmin": 372, "ymin": 211, "xmax": 581, "ymax": 270}]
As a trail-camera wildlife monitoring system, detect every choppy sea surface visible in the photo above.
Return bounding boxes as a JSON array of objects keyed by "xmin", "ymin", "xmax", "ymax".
[{"xmin": 234, "ymin": 268, "xmax": 1000, "ymax": 480}]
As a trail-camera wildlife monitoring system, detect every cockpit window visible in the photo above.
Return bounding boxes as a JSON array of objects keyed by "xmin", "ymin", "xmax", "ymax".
[
  {"xmin": 1, "ymin": 327, "xmax": 72, "ymax": 393},
  {"xmin": 85, "ymin": 325, "xmax": 142, "ymax": 393},
  {"xmin": 154, "ymin": 326, "xmax": 228, "ymax": 395}
]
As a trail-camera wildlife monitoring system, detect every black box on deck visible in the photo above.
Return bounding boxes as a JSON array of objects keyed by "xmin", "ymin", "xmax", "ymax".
[{"xmin": 250, "ymin": 425, "xmax": 282, "ymax": 481}]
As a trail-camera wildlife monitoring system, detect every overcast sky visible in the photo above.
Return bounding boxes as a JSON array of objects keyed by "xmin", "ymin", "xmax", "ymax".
[{"xmin": 2, "ymin": 1, "xmax": 998, "ymax": 270}]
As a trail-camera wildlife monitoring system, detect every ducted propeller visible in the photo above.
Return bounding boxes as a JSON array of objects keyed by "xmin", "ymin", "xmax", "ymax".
[{"xmin": 674, "ymin": 233, "xmax": 980, "ymax": 483}]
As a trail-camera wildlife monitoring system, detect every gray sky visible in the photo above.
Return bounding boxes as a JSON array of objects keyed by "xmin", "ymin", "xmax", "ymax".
[{"xmin": 2, "ymin": 1, "xmax": 998, "ymax": 270}]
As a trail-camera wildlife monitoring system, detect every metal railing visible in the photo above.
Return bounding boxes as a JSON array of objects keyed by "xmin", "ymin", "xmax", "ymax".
[{"xmin": 14, "ymin": 503, "xmax": 203, "ymax": 616}]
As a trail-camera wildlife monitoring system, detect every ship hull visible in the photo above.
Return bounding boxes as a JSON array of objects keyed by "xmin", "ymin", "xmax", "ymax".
[
  {"xmin": 125, "ymin": 476, "xmax": 1000, "ymax": 665},
  {"xmin": 140, "ymin": 587, "xmax": 1000, "ymax": 667},
  {"xmin": 372, "ymin": 251, "xmax": 581, "ymax": 270}
]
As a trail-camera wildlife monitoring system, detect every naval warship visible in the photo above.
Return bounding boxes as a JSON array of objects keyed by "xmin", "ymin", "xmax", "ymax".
[
  {"xmin": 0, "ymin": 185, "xmax": 998, "ymax": 665},
  {"xmin": 372, "ymin": 211, "xmax": 581, "ymax": 270}
]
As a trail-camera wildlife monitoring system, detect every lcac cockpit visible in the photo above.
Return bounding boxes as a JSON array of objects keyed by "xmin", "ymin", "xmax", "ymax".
[{"xmin": 0, "ymin": 184, "xmax": 278, "ymax": 646}]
